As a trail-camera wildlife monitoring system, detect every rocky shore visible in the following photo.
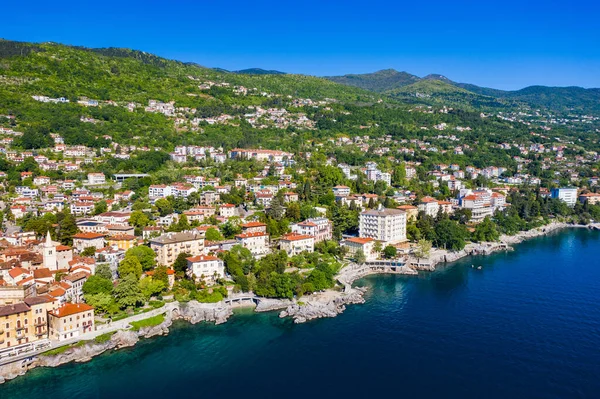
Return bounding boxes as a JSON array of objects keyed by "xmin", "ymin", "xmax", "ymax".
[{"xmin": 279, "ymin": 287, "xmax": 367, "ymax": 323}]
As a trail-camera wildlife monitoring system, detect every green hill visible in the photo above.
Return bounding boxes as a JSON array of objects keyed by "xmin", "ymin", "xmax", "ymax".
[
  {"xmin": 326, "ymin": 68, "xmax": 600, "ymax": 114},
  {"xmin": 385, "ymin": 80, "xmax": 516, "ymax": 110},
  {"xmin": 324, "ymin": 69, "xmax": 420, "ymax": 92}
]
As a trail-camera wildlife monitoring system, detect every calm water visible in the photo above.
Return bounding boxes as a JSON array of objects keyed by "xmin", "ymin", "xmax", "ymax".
[{"xmin": 3, "ymin": 229, "xmax": 600, "ymax": 399}]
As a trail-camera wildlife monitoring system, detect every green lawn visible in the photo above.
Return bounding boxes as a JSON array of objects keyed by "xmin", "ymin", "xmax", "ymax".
[{"xmin": 130, "ymin": 314, "xmax": 165, "ymax": 331}]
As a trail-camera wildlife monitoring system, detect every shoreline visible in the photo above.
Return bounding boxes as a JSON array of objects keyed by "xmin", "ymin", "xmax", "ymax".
[{"xmin": 1, "ymin": 222, "xmax": 597, "ymax": 384}]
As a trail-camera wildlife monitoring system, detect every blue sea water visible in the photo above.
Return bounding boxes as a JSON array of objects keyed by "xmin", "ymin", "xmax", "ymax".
[{"xmin": 2, "ymin": 229, "xmax": 600, "ymax": 399}]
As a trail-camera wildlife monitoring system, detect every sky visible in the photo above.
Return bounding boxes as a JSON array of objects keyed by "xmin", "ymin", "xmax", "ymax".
[{"xmin": 2, "ymin": 0, "xmax": 600, "ymax": 90}]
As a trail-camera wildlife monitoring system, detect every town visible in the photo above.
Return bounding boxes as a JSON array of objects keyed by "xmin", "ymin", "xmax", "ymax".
[{"xmin": 0, "ymin": 41, "xmax": 599, "ymax": 373}]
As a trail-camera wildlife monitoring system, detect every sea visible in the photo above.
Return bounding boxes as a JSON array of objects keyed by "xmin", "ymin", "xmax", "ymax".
[{"xmin": 2, "ymin": 229, "xmax": 600, "ymax": 399}]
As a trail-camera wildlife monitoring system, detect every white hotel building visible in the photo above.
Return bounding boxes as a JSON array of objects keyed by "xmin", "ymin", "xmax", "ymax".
[{"xmin": 359, "ymin": 206, "xmax": 407, "ymax": 244}]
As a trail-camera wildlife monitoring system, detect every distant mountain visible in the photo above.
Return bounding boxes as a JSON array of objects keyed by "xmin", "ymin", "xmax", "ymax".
[
  {"xmin": 234, "ymin": 68, "xmax": 286, "ymax": 75},
  {"xmin": 211, "ymin": 67, "xmax": 286, "ymax": 75},
  {"xmin": 326, "ymin": 69, "xmax": 600, "ymax": 114},
  {"xmin": 324, "ymin": 69, "xmax": 420, "ymax": 92}
]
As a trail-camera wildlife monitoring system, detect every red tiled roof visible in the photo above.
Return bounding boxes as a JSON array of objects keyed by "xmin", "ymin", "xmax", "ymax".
[{"xmin": 49, "ymin": 303, "xmax": 94, "ymax": 318}]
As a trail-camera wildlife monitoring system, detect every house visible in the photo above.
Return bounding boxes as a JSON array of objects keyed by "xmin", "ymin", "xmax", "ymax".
[
  {"xmin": 342, "ymin": 237, "xmax": 376, "ymax": 261},
  {"xmin": 290, "ymin": 218, "xmax": 333, "ymax": 243},
  {"xmin": 359, "ymin": 206, "xmax": 407, "ymax": 244},
  {"xmin": 418, "ymin": 196, "xmax": 440, "ymax": 217},
  {"xmin": 150, "ymin": 231, "xmax": 205, "ymax": 266},
  {"xmin": 333, "ymin": 185, "xmax": 351, "ymax": 197},
  {"xmin": 48, "ymin": 303, "xmax": 94, "ymax": 341},
  {"xmin": 186, "ymin": 255, "xmax": 225, "ymax": 284},
  {"xmin": 106, "ymin": 225, "xmax": 135, "ymax": 237},
  {"xmin": 0, "ymin": 302, "xmax": 42, "ymax": 349},
  {"xmin": 70, "ymin": 202, "xmax": 94, "ymax": 216},
  {"xmin": 87, "ymin": 173, "xmax": 106, "ymax": 185},
  {"xmin": 396, "ymin": 205, "xmax": 418, "ymax": 221},
  {"xmin": 241, "ymin": 221, "xmax": 268, "ymax": 234},
  {"xmin": 106, "ymin": 234, "xmax": 137, "ymax": 251},
  {"xmin": 235, "ymin": 232, "xmax": 270, "ymax": 258},
  {"xmin": 219, "ymin": 204, "xmax": 237, "ymax": 218},
  {"xmin": 579, "ymin": 193, "xmax": 600, "ymax": 205},
  {"xmin": 73, "ymin": 232, "xmax": 105, "ymax": 252},
  {"xmin": 283, "ymin": 192, "xmax": 299, "ymax": 203},
  {"xmin": 279, "ymin": 233, "xmax": 315, "ymax": 256},
  {"xmin": 94, "ymin": 212, "xmax": 130, "ymax": 225},
  {"xmin": 62, "ymin": 271, "xmax": 89, "ymax": 303}
]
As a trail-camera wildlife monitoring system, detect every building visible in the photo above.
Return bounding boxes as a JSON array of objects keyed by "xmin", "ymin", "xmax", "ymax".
[
  {"xmin": 0, "ymin": 303, "xmax": 34, "ymax": 349},
  {"xmin": 418, "ymin": 196, "xmax": 440, "ymax": 217},
  {"xmin": 106, "ymin": 234, "xmax": 136, "ymax": 251},
  {"xmin": 87, "ymin": 173, "xmax": 106, "ymax": 185},
  {"xmin": 219, "ymin": 204, "xmax": 237, "ymax": 218},
  {"xmin": 279, "ymin": 233, "xmax": 315, "ymax": 256},
  {"xmin": 48, "ymin": 303, "xmax": 94, "ymax": 341},
  {"xmin": 235, "ymin": 232, "xmax": 270, "ymax": 258},
  {"xmin": 290, "ymin": 218, "xmax": 333, "ymax": 243},
  {"xmin": 186, "ymin": 255, "xmax": 225, "ymax": 284},
  {"xmin": 73, "ymin": 232, "xmax": 105, "ymax": 253},
  {"xmin": 241, "ymin": 221, "xmax": 268, "ymax": 234},
  {"xmin": 579, "ymin": 193, "xmax": 600, "ymax": 205},
  {"xmin": 150, "ymin": 231, "xmax": 204, "ymax": 266},
  {"xmin": 359, "ymin": 206, "xmax": 407, "ymax": 244},
  {"xmin": 332, "ymin": 185, "xmax": 351, "ymax": 197},
  {"xmin": 551, "ymin": 187, "xmax": 578, "ymax": 207},
  {"xmin": 396, "ymin": 205, "xmax": 418, "ymax": 221},
  {"xmin": 342, "ymin": 237, "xmax": 376, "ymax": 261}
]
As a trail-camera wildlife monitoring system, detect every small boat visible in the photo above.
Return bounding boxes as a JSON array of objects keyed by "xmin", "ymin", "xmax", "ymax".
[{"xmin": 477, "ymin": 266, "xmax": 483, "ymax": 270}]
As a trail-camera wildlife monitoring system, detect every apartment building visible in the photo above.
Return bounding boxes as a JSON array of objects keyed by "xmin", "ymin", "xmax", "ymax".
[{"xmin": 150, "ymin": 231, "xmax": 205, "ymax": 266}]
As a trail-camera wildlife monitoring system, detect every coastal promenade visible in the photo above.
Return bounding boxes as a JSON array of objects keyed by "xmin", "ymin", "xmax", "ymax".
[{"xmin": 0, "ymin": 302, "xmax": 179, "ymax": 367}]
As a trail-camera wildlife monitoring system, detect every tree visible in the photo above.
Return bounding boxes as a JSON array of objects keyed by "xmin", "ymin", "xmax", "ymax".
[
  {"xmin": 125, "ymin": 246, "xmax": 156, "ymax": 271},
  {"xmin": 129, "ymin": 210, "xmax": 150, "ymax": 228},
  {"xmin": 93, "ymin": 200, "xmax": 108, "ymax": 215},
  {"xmin": 96, "ymin": 264, "xmax": 113, "ymax": 280},
  {"xmin": 84, "ymin": 292, "xmax": 116, "ymax": 314},
  {"xmin": 153, "ymin": 265, "xmax": 170, "ymax": 287},
  {"xmin": 118, "ymin": 256, "xmax": 143, "ymax": 279},
  {"xmin": 82, "ymin": 275, "xmax": 113, "ymax": 296},
  {"xmin": 175, "ymin": 214, "xmax": 190, "ymax": 231},
  {"xmin": 113, "ymin": 274, "xmax": 145, "ymax": 309},
  {"xmin": 173, "ymin": 252, "xmax": 191, "ymax": 274},
  {"xmin": 57, "ymin": 210, "xmax": 78, "ymax": 245},
  {"xmin": 472, "ymin": 216, "xmax": 500, "ymax": 242},
  {"xmin": 373, "ymin": 240, "xmax": 383, "ymax": 254},
  {"xmin": 205, "ymin": 227, "xmax": 224, "ymax": 242},
  {"xmin": 434, "ymin": 218, "xmax": 467, "ymax": 251},
  {"xmin": 140, "ymin": 277, "xmax": 166, "ymax": 299},
  {"xmin": 81, "ymin": 246, "xmax": 96, "ymax": 257},
  {"xmin": 383, "ymin": 245, "xmax": 397, "ymax": 259},
  {"xmin": 354, "ymin": 249, "xmax": 366, "ymax": 264},
  {"xmin": 414, "ymin": 239, "xmax": 432, "ymax": 259},
  {"xmin": 155, "ymin": 198, "xmax": 173, "ymax": 217},
  {"xmin": 266, "ymin": 195, "xmax": 285, "ymax": 220},
  {"xmin": 285, "ymin": 202, "xmax": 301, "ymax": 221}
]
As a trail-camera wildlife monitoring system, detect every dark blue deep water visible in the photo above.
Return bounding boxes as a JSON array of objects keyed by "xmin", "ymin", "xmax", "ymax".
[{"xmin": 3, "ymin": 229, "xmax": 600, "ymax": 399}]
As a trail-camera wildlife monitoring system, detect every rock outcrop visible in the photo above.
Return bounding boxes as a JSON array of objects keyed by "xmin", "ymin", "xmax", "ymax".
[
  {"xmin": 176, "ymin": 301, "xmax": 232, "ymax": 325},
  {"xmin": 254, "ymin": 298, "xmax": 294, "ymax": 313},
  {"xmin": 279, "ymin": 287, "xmax": 367, "ymax": 324}
]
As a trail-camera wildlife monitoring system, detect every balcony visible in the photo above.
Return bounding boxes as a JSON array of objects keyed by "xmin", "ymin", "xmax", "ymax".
[
  {"xmin": 35, "ymin": 320, "xmax": 46, "ymax": 327},
  {"xmin": 35, "ymin": 329, "xmax": 47, "ymax": 337},
  {"xmin": 15, "ymin": 325, "xmax": 25, "ymax": 331}
]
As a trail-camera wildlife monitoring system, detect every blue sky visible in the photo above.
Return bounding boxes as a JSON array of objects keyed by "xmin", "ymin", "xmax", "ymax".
[{"xmin": 2, "ymin": 0, "xmax": 599, "ymax": 90}]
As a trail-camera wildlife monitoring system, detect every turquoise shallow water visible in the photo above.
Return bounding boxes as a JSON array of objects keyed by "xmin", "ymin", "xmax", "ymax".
[{"xmin": 2, "ymin": 229, "xmax": 600, "ymax": 399}]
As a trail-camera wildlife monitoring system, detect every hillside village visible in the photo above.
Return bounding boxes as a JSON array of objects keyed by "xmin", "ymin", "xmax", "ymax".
[{"xmin": 0, "ymin": 41, "xmax": 599, "ymax": 361}]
